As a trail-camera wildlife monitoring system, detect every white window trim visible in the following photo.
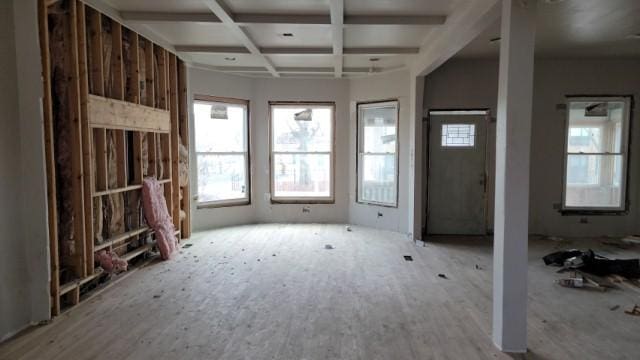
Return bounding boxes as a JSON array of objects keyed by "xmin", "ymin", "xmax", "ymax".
[
  {"xmin": 194, "ymin": 95, "xmax": 251, "ymax": 209},
  {"xmin": 561, "ymin": 96, "xmax": 631, "ymax": 212},
  {"xmin": 269, "ymin": 102, "xmax": 335, "ymax": 203},
  {"xmin": 356, "ymin": 100, "xmax": 400, "ymax": 208}
]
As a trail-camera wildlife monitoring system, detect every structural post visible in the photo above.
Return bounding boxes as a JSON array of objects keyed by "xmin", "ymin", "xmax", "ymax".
[{"xmin": 492, "ymin": 0, "xmax": 536, "ymax": 353}]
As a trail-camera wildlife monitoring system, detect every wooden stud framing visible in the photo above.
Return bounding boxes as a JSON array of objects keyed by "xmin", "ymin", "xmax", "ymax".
[
  {"xmin": 39, "ymin": 1, "xmax": 187, "ymax": 316},
  {"xmin": 143, "ymin": 38, "xmax": 155, "ymax": 107},
  {"xmin": 93, "ymin": 128, "xmax": 108, "ymax": 191},
  {"xmin": 68, "ymin": 0, "xmax": 88, "ymax": 278},
  {"xmin": 178, "ymin": 60, "xmax": 191, "ymax": 238},
  {"xmin": 76, "ymin": 0, "xmax": 94, "ymax": 276},
  {"xmin": 38, "ymin": 0, "xmax": 60, "ymax": 316},
  {"xmin": 169, "ymin": 54, "xmax": 181, "ymax": 229},
  {"xmin": 87, "ymin": 7, "xmax": 104, "ymax": 96}
]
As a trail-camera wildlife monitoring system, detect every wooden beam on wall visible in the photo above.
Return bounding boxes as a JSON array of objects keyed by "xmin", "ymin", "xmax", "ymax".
[
  {"xmin": 87, "ymin": 95, "xmax": 171, "ymax": 132},
  {"xmin": 76, "ymin": 0, "xmax": 94, "ymax": 276},
  {"xmin": 93, "ymin": 128, "xmax": 108, "ymax": 191},
  {"xmin": 169, "ymin": 54, "xmax": 180, "ymax": 230},
  {"xmin": 68, "ymin": 0, "xmax": 87, "ymax": 278},
  {"xmin": 111, "ymin": 22, "xmax": 124, "ymax": 100},
  {"xmin": 38, "ymin": 0, "xmax": 60, "ymax": 317},
  {"xmin": 87, "ymin": 7, "xmax": 104, "ymax": 96},
  {"xmin": 178, "ymin": 60, "xmax": 191, "ymax": 238},
  {"xmin": 143, "ymin": 38, "xmax": 155, "ymax": 107}
]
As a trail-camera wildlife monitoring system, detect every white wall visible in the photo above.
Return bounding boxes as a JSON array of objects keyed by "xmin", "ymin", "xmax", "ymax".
[
  {"xmin": 1, "ymin": 0, "xmax": 50, "ymax": 342},
  {"xmin": 187, "ymin": 68, "xmax": 350, "ymax": 230},
  {"xmin": 424, "ymin": 59, "xmax": 640, "ymax": 237},
  {"xmin": 348, "ymin": 70, "xmax": 412, "ymax": 232}
]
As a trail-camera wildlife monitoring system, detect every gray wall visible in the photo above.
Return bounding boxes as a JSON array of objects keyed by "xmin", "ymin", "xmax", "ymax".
[
  {"xmin": 1, "ymin": 0, "xmax": 50, "ymax": 342},
  {"xmin": 424, "ymin": 59, "xmax": 640, "ymax": 237}
]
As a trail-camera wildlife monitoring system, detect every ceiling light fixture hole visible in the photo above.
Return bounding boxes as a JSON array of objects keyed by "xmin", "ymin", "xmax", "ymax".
[
  {"xmin": 224, "ymin": 57, "xmax": 236, "ymax": 61},
  {"xmin": 282, "ymin": 33, "xmax": 294, "ymax": 37}
]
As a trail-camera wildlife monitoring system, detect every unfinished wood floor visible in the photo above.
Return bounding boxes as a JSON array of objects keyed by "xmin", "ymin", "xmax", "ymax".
[{"xmin": 1, "ymin": 224, "xmax": 639, "ymax": 360}]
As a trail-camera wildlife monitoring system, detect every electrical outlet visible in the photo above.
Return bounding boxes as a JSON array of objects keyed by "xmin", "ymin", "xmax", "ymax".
[
  {"xmin": 552, "ymin": 203, "xmax": 561, "ymax": 210},
  {"xmin": 377, "ymin": 212, "xmax": 383, "ymax": 218},
  {"xmin": 579, "ymin": 217, "xmax": 589, "ymax": 224},
  {"xmin": 302, "ymin": 206, "xmax": 311, "ymax": 213}
]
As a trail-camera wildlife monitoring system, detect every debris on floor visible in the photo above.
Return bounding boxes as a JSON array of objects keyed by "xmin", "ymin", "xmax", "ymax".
[
  {"xmin": 182, "ymin": 243, "xmax": 193, "ymax": 249},
  {"xmin": 345, "ymin": 225, "xmax": 352, "ymax": 232},
  {"xmin": 624, "ymin": 305, "xmax": 640, "ymax": 316},
  {"xmin": 96, "ymin": 250, "xmax": 128, "ymax": 273},
  {"xmin": 475, "ymin": 264, "xmax": 483, "ymax": 270},
  {"xmin": 543, "ymin": 249, "xmax": 640, "ymax": 279},
  {"xmin": 324, "ymin": 244, "xmax": 334, "ymax": 250},
  {"xmin": 557, "ymin": 276, "xmax": 583, "ymax": 288},
  {"xmin": 403, "ymin": 255, "xmax": 413, "ymax": 261},
  {"xmin": 610, "ymin": 305, "xmax": 620, "ymax": 311},
  {"xmin": 438, "ymin": 273, "xmax": 447, "ymax": 279},
  {"xmin": 622, "ymin": 235, "xmax": 640, "ymax": 245}
]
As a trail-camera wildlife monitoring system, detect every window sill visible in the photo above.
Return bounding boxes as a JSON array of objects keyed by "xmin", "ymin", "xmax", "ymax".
[
  {"xmin": 559, "ymin": 208, "xmax": 628, "ymax": 216},
  {"xmin": 197, "ymin": 200, "xmax": 250, "ymax": 209},
  {"xmin": 356, "ymin": 200, "xmax": 398, "ymax": 209},
  {"xmin": 270, "ymin": 198, "xmax": 335, "ymax": 205}
]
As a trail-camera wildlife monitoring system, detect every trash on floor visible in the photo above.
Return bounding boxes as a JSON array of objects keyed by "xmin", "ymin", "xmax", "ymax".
[
  {"xmin": 324, "ymin": 244, "xmax": 334, "ymax": 250},
  {"xmin": 543, "ymin": 249, "xmax": 640, "ymax": 279},
  {"xmin": 96, "ymin": 250, "xmax": 128, "ymax": 273},
  {"xmin": 557, "ymin": 276, "xmax": 584, "ymax": 288},
  {"xmin": 610, "ymin": 305, "xmax": 620, "ymax": 311},
  {"xmin": 438, "ymin": 273, "xmax": 447, "ymax": 279},
  {"xmin": 475, "ymin": 264, "xmax": 483, "ymax": 270},
  {"xmin": 345, "ymin": 225, "xmax": 352, "ymax": 232},
  {"xmin": 624, "ymin": 305, "xmax": 640, "ymax": 316},
  {"xmin": 403, "ymin": 255, "xmax": 413, "ymax": 261},
  {"xmin": 182, "ymin": 243, "xmax": 193, "ymax": 249}
]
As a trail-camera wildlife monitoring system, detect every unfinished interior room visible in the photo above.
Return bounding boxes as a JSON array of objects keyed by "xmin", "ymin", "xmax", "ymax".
[{"xmin": 2, "ymin": 0, "xmax": 640, "ymax": 359}]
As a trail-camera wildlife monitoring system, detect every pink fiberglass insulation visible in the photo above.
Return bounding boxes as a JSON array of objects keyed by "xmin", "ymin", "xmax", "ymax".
[
  {"xmin": 142, "ymin": 177, "xmax": 177, "ymax": 260},
  {"xmin": 96, "ymin": 250, "xmax": 128, "ymax": 273}
]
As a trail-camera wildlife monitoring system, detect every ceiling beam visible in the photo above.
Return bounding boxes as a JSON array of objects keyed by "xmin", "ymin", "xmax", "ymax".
[
  {"xmin": 200, "ymin": 65, "xmax": 397, "ymax": 74},
  {"xmin": 329, "ymin": 0, "xmax": 344, "ymax": 78},
  {"xmin": 200, "ymin": 0, "xmax": 280, "ymax": 77},
  {"xmin": 119, "ymin": 11, "xmax": 446, "ymax": 26},
  {"xmin": 175, "ymin": 45, "xmax": 420, "ymax": 55}
]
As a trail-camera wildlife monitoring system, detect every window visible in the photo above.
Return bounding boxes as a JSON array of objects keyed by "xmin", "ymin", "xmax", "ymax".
[
  {"xmin": 357, "ymin": 100, "xmax": 399, "ymax": 207},
  {"xmin": 194, "ymin": 95, "xmax": 249, "ymax": 207},
  {"xmin": 441, "ymin": 123, "xmax": 476, "ymax": 147},
  {"xmin": 270, "ymin": 102, "xmax": 334, "ymax": 202},
  {"xmin": 562, "ymin": 97, "xmax": 631, "ymax": 211}
]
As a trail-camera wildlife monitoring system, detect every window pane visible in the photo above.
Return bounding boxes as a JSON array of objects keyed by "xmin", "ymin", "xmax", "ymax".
[
  {"xmin": 197, "ymin": 154, "xmax": 247, "ymax": 203},
  {"xmin": 565, "ymin": 155, "xmax": 622, "ymax": 208},
  {"xmin": 272, "ymin": 107, "xmax": 332, "ymax": 152},
  {"xmin": 361, "ymin": 154, "xmax": 397, "ymax": 205},
  {"xmin": 567, "ymin": 101, "xmax": 624, "ymax": 153},
  {"xmin": 361, "ymin": 106, "xmax": 397, "ymax": 153},
  {"xmin": 441, "ymin": 124, "xmax": 475, "ymax": 147},
  {"xmin": 194, "ymin": 102, "xmax": 246, "ymax": 153},
  {"xmin": 273, "ymin": 154, "xmax": 330, "ymax": 198}
]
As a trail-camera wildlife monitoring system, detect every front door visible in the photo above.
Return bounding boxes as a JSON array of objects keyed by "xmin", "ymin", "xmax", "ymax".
[{"xmin": 427, "ymin": 113, "xmax": 487, "ymax": 235}]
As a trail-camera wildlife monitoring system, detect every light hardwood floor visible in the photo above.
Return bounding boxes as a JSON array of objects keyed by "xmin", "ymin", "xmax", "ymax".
[{"xmin": 1, "ymin": 224, "xmax": 639, "ymax": 359}]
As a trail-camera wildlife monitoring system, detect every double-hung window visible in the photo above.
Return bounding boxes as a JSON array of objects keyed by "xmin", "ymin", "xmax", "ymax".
[
  {"xmin": 194, "ymin": 95, "xmax": 250, "ymax": 207},
  {"xmin": 270, "ymin": 102, "xmax": 335, "ymax": 202},
  {"xmin": 357, "ymin": 100, "xmax": 399, "ymax": 207},
  {"xmin": 562, "ymin": 97, "xmax": 631, "ymax": 211}
]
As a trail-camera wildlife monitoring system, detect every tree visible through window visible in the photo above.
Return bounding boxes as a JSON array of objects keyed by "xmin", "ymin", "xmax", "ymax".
[
  {"xmin": 563, "ymin": 97, "xmax": 630, "ymax": 210},
  {"xmin": 270, "ymin": 103, "xmax": 334, "ymax": 201},
  {"xmin": 357, "ymin": 100, "xmax": 399, "ymax": 207},
  {"xmin": 194, "ymin": 96, "xmax": 249, "ymax": 206}
]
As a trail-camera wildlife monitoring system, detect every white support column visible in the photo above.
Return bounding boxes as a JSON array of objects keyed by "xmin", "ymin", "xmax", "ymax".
[
  {"xmin": 408, "ymin": 75, "xmax": 424, "ymax": 239},
  {"xmin": 492, "ymin": 0, "xmax": 536, "ymax": 353}
]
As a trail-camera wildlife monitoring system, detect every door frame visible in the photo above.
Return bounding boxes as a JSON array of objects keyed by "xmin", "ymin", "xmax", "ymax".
[{"xmin": 424, "ymin": 108, "xmax": 492, "ymax": 236}]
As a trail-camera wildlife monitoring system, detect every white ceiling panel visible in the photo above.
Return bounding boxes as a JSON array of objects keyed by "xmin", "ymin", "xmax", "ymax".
[
  {"xmin": 225, "ymin": 0, "xmax": 328, "ymax": 14},
  {"xmin": 244, "ymin": 24, "xmax": 332, "ymax": 47},
  {"xmin": 345, "ymin": 25, "xmax": 429, "ymax": 47},
  {"xmin": 146, "ymin": 23, "xmax": 241, "ymax": 46},
  {"xmin": 188, "ymin": 53, "xmax": 266, "ymax": 67},
  {"xmin": 344, "ymin": 0, "xmax": 458, "ymax": 15},
  {"xmin": 456, "ymin": 0, "xmax": 640, "ymax": 59},
  {"xmin": 343, "ymin": 54, "xmax": 408, "ymax": 68},
  {"xmin": 104, "ymin": 0, "xmax": 210, "ymax": 12},
  {"xmin": 268, "ymin": 54, "xmax": 334, "ymax": 67}
]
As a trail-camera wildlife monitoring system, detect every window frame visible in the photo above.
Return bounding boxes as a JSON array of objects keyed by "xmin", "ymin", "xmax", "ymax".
[
  {"xmin": 269, "ymin": 101, "xmax": 336, "ymax": 204},
  {"xmin": 356, "ymin": 99, "xmax": 400, "ymax": 208},
  {"xmin": 193, "ymin": 94, "xmax": 251, "ymax": 209},
  {"xmin": 561, "ymin": 95, "xmax": 632, "ymax": 213}
]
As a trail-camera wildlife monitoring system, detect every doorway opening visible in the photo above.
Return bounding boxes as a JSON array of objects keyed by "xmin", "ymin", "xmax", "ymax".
[{"xmin": 425, "ymin": 109, "xmax": 491, "ymax": 236}]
